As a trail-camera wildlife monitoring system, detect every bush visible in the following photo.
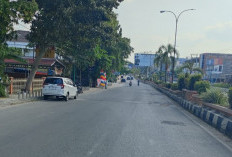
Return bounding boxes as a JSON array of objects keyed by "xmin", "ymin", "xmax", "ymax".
[
  {"xmin": 213, "ymin": 83, "xmax": 231, "ymax": 89},
  {"xmin": 188, "ymin": 74, "xmax": 202, "ymax": 90},
  {"xmin": 228, "ymin": 88, "xmax": 232, "ymax": 109},
  {"xmin": 178, "ymin": 74, "xmax": 185, "ymax": 90},
  {"xmin": 165, "ymin": 83, "xmax": 171, "ymax": 89},
  {"xmin": 0, "ymin": 84, "xmax": 6, "ymax": 97},
  {"xmin": 154, "ymin": 80, "xmax": 163, "ymax": 85},
  {"xmin": 201, "ymin": 89, "xmax": 228, "ymax": 106},
  {"xmin": 194, "ymin": 81, "xmax": 210, "ymax": 94},
  {"xmin": 171, "ymin": 83, "xmax": 178, "ymax": 90}
]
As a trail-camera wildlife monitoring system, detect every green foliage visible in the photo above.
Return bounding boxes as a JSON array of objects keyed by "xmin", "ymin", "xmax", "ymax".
[
  {"xmin": 152, "ymin": 73, "xmax": 159, "ymax": 82},
  {"xmin": 0, "ymin": 0, "xmax": 37, "ymax": 44},
  {"xmin": 154, "ymin": 44, "xmax": 178, "ymax": 83},
  {"xmin": 212, "ymin": 83, "xmax": 232, "ymax": 89},
  {"xmin": 131, "ymin": 68, "xmax": 140, "ymax": 76},
  {"xmin": 171, "ymin": 83, "xmax": 178, "ymax": 90},
  {"xmin": 0, "ymin": 84, "xmax": 6, "ymax": 97},
  {"xmin": 201, "ymin": 89, "xmax": 228, "ymax": 106},
  {"xmin": 0, "ymin": 0, "xmax": 37, "ymax": 85},
  {"xmin": 177, "ymin": 73, "xmax": 190, "ymax": 90},
  {"xmin": 188, "ymin": 74, "xmax": 202, "ymax": 90},
  {"xmin": 180, "ymin": 61, "xmax": 203, "ymax": 74},
  {"xmin": 228, "ymin": 88, "xmax": 232, "ymax": 109},
  {"xmin": 194, "ymin": 81, "xmax": 210, "ymax": 94},
  {"xmin": 178, "ymin": 74, "xmax": 185, "ymax": 90},
  {"xmin": 154, "ymin": 80, "xmax": 163, "ymax": 85},
  {"xmin": 25, "ymin": 0, "xmax": 133, "ymax": 90},
  {"xmin": 165, "ymin": 83, "xmax": 171, "ymax": 89}
]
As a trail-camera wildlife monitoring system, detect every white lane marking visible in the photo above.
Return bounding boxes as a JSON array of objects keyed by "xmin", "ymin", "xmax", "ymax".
[{"xmin": 179, "ymin": 108, "xmax": 232, "ymax": 153}]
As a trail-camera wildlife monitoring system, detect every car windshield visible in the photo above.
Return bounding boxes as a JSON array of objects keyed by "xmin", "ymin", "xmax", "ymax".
[{"xmin": 44, "ymin": 78, "xmax": 63, "ymax": 85}]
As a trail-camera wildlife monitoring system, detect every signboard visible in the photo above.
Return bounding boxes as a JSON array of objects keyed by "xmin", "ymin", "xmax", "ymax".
[
  {"xmin": 36, "ymin": 46, "xmax": 55, "ymax": 58},
  {"xmin": 134, "ymin": 53, "xmax": 156, "ymax": 67}
]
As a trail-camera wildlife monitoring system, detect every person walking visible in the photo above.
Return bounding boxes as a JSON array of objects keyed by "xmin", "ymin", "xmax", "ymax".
[{"xmin": 138, "ymin": 80, "xmax": 140, "ymax": 86}]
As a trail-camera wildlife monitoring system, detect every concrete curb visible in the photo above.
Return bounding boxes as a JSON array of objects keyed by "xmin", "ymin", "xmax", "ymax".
[{"xmin": 145, "ymin": 81, "xmax": 232, "ymax": 139}]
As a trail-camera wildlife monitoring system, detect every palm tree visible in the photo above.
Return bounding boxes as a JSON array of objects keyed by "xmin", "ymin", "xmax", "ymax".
[
  {"xmin": 161, "ymin": 45, "xmax": 172, "ymax": 83},
  {"xmin": 180, "ymin": 61, "xmax": 203, "ymax": 74},
  {"xmin": 154, "ymin": 47, "xmax": 164, "ymax": 80},
  {"xmin": 154, "ymin": 44, "xmax": 175, "ymax": 82}
]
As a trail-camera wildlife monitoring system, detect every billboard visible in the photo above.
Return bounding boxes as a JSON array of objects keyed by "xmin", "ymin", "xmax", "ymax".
[{"xmin": 134, "ymin": 53, "xmax": 156, "ymax": 67}]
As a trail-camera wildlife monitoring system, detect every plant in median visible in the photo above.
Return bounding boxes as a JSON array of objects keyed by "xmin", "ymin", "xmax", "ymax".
[
  {"xmin": 188, "ymin": 74, "xmax": 202, "ymax": 90},
  {"xmin": 212, "ymin": 83, "xmax": 232, "ymax": 89},
  {"xmin": 194, "ymin": 80, "xmax": 210, "ymax": 94},
  {"xmin": 171, "ymin": 83, "xmax": 178, "ymax": 90},
  {"xmin": 201, "ymin": 89, "xmax": 228, "ymax": 107},
  {"xmin": 177, "ymin": 74, "xmax": 185, "ymax": 90},
  {"xmin": 228, "ymin": 88, "xmax": 232, "ymax": 109},
  {"xmin": 165, "ymin": 83, "xmax": 171, "ymax": 89}
]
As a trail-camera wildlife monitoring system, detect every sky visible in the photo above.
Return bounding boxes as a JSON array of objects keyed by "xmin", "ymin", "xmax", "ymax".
[{"xmin": 115, "ymin": 0, "xmax": 232, "ymax": 62}]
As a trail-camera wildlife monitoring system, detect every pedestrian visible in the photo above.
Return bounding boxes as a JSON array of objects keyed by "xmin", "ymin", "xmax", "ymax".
[{"xmin": 138, "ymin": 80, "xmax": 140, "ymax": 86}]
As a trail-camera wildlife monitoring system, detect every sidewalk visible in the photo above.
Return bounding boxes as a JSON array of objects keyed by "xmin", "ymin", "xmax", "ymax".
[
  {"xmin": 0, "ymin": 82, "xmax": 123, "ymax": 108},
  {"xmin": 0, "ymin": 95, "xmax": 39, "ymax": 108}
]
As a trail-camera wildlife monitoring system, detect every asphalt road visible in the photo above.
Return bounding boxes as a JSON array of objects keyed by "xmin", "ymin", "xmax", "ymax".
[{"xmin": 0, "ymin": 81, "xmax": 232, "ymax": 157}]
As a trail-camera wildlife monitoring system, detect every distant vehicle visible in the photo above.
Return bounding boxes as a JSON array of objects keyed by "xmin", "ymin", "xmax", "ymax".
[
  {"xmin": 127, "ymin": 77, "xmax": 131, "ymax": 80},
  {"xmin": 121, "ymin": 78, "xmax": 126, "ymax": 82},
  {"xmin": 131, "ymin": 77, "xmax": 134, "ymax": 80},
  {"xmin": 42, "ymin": 77, "xmax": 78, "ymax": 101}
]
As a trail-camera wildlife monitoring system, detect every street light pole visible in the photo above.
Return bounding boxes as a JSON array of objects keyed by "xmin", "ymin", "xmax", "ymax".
[{"xmin": 160, "ymin": 9, "xmax": 195, "ymax": 83}]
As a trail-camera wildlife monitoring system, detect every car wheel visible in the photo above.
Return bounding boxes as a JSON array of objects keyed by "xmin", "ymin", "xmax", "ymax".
[
  {"xmin": 44, "ymin": 95, "xmax": 48, "ymax": 100},
  {"xmin": 74, "ymin": 92, "xmax": 78, "ymax": 99},
  {"xmin": 64, "ymin": 93, "xmax": 69, "ymax": 101}
]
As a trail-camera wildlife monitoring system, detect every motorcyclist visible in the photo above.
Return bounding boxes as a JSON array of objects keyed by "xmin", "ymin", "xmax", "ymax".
[{"xmin": 129, "ymin": 80, "xmax": 132, "ymax": 86}]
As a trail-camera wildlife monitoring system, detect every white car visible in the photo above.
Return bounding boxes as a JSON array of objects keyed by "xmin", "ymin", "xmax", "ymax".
[{"xmin": 42, "ymin": 77, "xmax": 78, "ymax": 101}]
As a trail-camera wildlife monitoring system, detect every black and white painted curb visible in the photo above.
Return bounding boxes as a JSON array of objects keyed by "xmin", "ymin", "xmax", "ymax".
[{"xmin": 146, "ymin": 82, "xmax": 232, "ymax": 139}]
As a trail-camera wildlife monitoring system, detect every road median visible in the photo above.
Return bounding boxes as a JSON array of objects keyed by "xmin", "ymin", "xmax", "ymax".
[{"xmin": 143, "ymin": 80, "xmax": 232, "ymax": 139}]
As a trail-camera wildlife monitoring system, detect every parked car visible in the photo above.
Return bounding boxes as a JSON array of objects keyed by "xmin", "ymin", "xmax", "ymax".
[
  {"xmin": 121, "ymin": 78, "xmax": 126, "ymax": 83},
  {"xmin": 42, "ymin": 77, "xmax": 78, "ymax": 101},
  {"xmin": 127, "ymin": 77, "xmax": 131, "ymax": 80}
]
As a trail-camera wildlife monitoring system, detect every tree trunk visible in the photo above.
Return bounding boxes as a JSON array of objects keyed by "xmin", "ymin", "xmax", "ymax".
[
  {"xmin": 160, "ymin": 63, "xmax": 162, "ymax": 81},
  {"xmin": 165, "ymin": 64, "xmax": 167, "ymax": 83},
  {"xmin": 25, "ymin": 46, "xmax": 47, "ymax": 92}
]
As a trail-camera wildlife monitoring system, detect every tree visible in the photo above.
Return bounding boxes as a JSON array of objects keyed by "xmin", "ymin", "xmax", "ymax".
[
  {"xmin": 180, "ymin": 61, "xmax": 203, "ymax": 74},
  {"xmin": 154, "ymin": 44, "xmax": 175, "ymax": 83},
  {"xmin": 0, "ymin": 0, "xmax": 37, "ymax": 85},
  {"xmin": 154, "ymin": 47, "xmax": 164, "ymax": 81},
  {"xmin": 25, "ymin": 0, "xmax": 128, "ymax": 91}
]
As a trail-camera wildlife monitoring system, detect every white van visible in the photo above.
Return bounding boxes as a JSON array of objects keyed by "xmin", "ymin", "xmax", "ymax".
[{"xmin": 42, "ymin": 77, "xmax": 78, "ymax": 101}]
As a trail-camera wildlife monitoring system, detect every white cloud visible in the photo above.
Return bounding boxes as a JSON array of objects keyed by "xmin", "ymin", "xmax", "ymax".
[
  {"xmin": 205, "ymin": 21, "xmax": 232, "ymax": 31},
  {"xmin": 124, "ymin": 0, "xmax": 135, "ymax": 3}
]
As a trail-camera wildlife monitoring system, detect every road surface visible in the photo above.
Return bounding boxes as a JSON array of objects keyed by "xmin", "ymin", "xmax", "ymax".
[{"xmin": 0, "ymin": 81, "xmax": 232, "ymax": 157}]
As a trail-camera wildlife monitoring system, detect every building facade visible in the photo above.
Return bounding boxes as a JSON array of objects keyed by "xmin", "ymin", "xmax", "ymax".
[{"xmin": 200, "ymin": 53, "xmax": 232, "ymax": 82}]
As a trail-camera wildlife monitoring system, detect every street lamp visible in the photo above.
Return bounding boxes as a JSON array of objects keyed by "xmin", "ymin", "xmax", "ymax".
[{"xmin": 160, "ymin": 9, "xmax": 195, "ymax": 83}]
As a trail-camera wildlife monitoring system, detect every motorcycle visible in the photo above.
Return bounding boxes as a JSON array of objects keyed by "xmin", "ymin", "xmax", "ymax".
[{"xmin": 77, "ymin": 83, "xmax": 83, "ymax": 94}]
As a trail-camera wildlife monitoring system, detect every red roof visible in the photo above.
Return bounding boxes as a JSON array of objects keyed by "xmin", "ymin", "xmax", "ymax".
[{"xmin": 4, "ymin": 58, "xmax": 58, "ymax": 66}]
